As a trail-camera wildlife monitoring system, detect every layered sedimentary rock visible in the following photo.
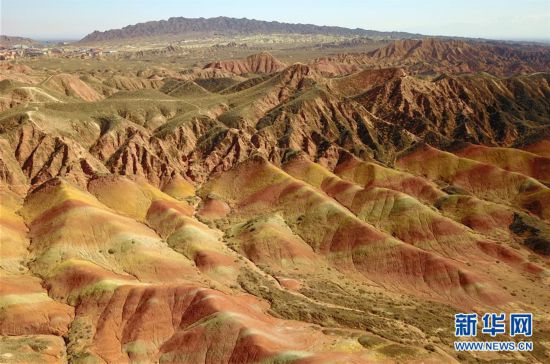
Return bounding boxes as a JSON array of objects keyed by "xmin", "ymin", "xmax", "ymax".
[{"xmin": 1, "ymin": 43, "xmax": 549, "ymax": 363}]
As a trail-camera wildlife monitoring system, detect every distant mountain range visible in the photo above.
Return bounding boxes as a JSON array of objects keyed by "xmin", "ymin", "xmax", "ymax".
[{"xmin": 79, "ymin": 16, "xmax": 422, "ymax": 43}]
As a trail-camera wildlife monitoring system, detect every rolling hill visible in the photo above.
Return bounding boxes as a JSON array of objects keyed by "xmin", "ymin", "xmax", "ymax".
[{"xmin": 1, "ymin": 32, "xmax": 550, "ymax": 363}]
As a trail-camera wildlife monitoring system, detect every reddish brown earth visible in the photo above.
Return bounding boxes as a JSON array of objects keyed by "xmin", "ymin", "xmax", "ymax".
[
  {"xmin": 1, "ymin": 37, "xmax": 549, "ymax": 363},
  {"xmin": 316, "ymin": 38, "xmax": 550, "ymax": 76},
  {"xmin": 203, "ymin": 52, "xmax": 287, "ymax": 75}
]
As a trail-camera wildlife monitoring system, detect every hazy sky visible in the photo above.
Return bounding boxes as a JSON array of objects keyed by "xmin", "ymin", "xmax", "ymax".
[{"xmin": 2, "ymin": 0, "xmax": 549, "ymax": 41}]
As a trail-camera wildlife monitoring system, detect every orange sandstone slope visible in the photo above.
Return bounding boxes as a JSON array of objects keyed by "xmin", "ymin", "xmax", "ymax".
[{"xmin": 0, "ymin": 44, "xmax": 550, "ymax": 363}]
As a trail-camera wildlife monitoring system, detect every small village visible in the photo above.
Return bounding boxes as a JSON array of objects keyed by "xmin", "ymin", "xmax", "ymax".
[{"xmin": 0, "ymin": 44, "xmax": 118, "ymax": 60}]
